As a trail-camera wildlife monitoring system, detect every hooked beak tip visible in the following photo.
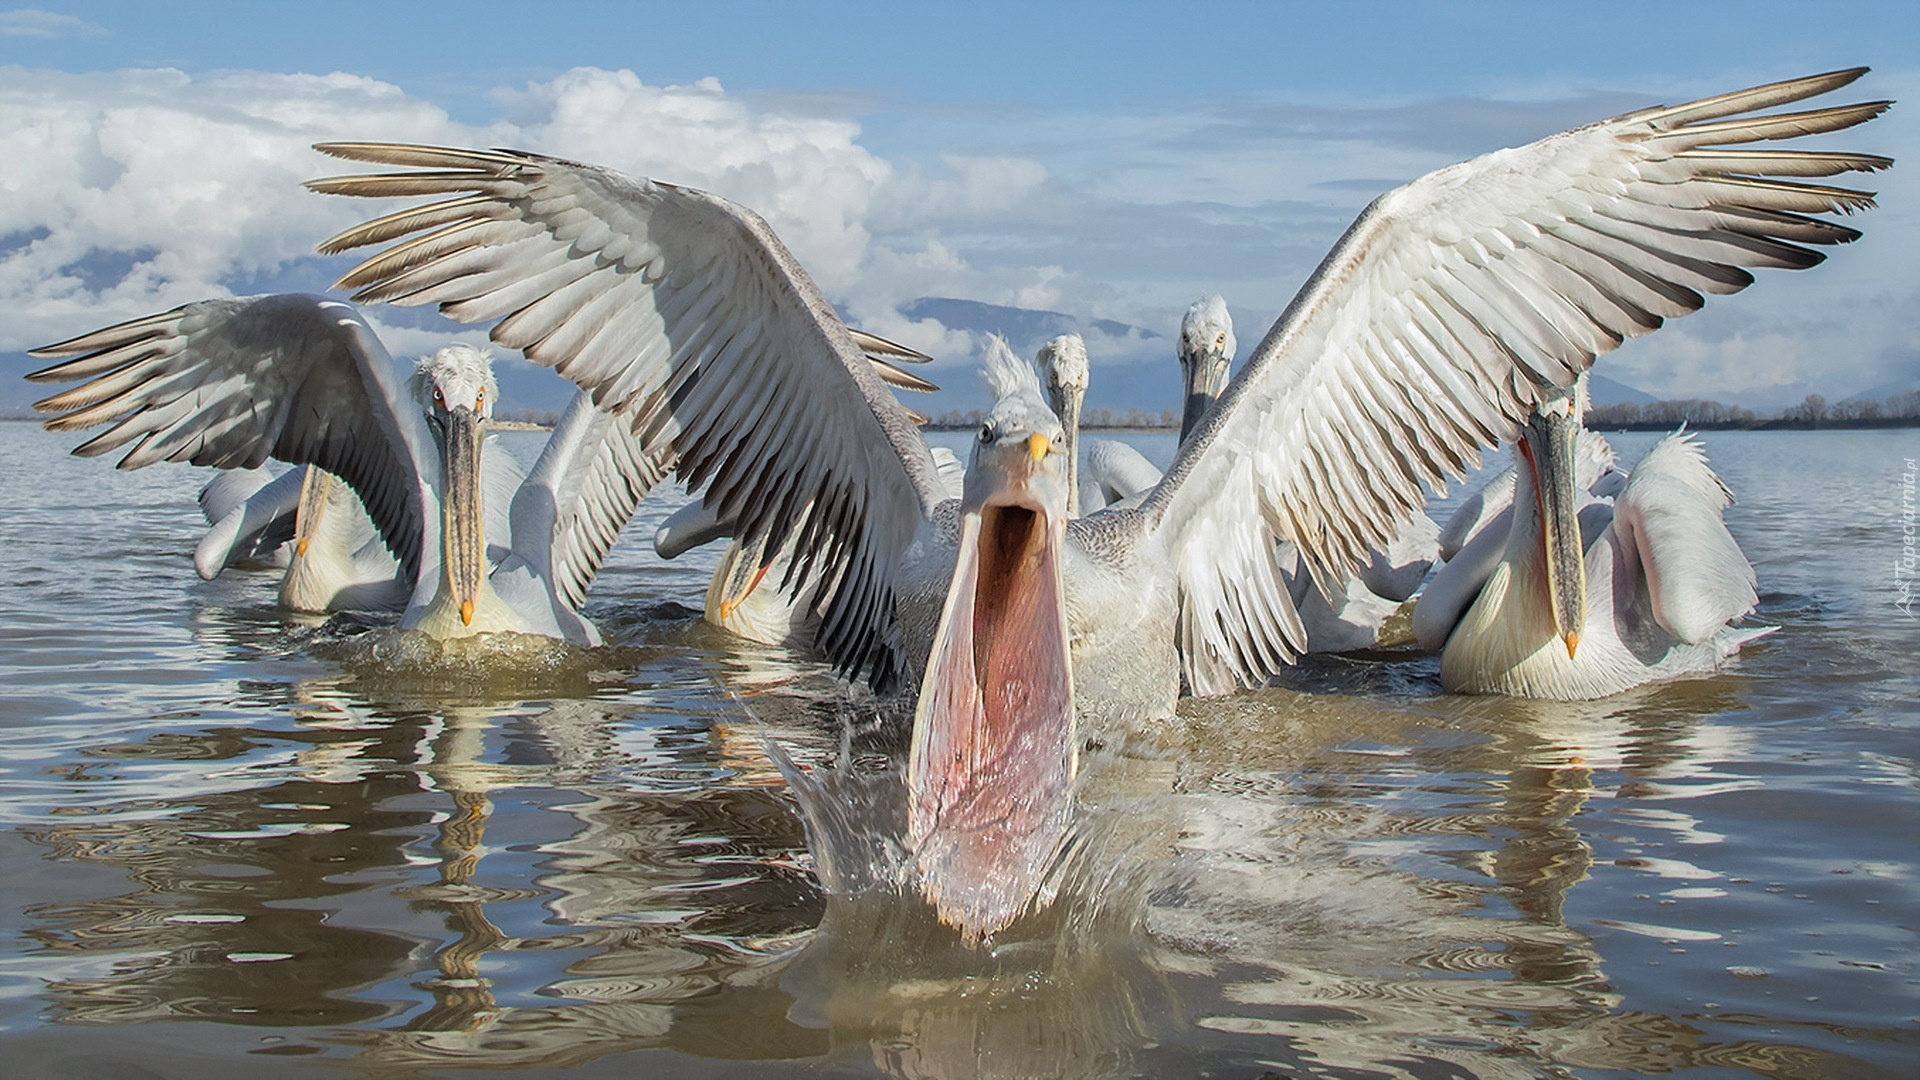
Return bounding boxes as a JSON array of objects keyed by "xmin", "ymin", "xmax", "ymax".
[
  {"xmin": 1564, "ymin": 631, "xmax": 1580, "ymax": 659},
  {"xmin": 295, "ymin": 538, "xmax": 309, "ymax": 557},
  {"xmin": 460, "ymin": 599, "xmax": 475, "ymax": 626},
  {"xmin": 1028, "ymin": 433, "xmax": 1049, "ymax": 462}
]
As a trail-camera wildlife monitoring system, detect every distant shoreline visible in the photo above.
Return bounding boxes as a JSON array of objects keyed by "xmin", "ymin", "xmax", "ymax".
[
  {"xmin": 1593, "ymin": 417, "xmax": 1920, "ymax": 432},
  {"xmin": 6, "ymin": 415, "xmax": 1912, "ymax": 432},
  {"xmin": 923, "ymin": 418, "xmax": 1920, "ymax": 433}
]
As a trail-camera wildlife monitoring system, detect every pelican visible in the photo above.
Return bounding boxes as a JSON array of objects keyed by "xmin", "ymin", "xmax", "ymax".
[
  {"xmin": 197, "ymin": 463, "xmax": 412, "ymax": 613},
  {"xmin": 154, "ymin": 69, "xmax": 1880, "ymax": 935},
  {"xmin": 28, "ymin": 294, "xmax": 667, "ymax": 646},
  {"xmin": 1036, "ymin": 333, "xmax": 1163, "ymax": 516},
  {"xmin": 1047, "ymin": 301, "xmax": 1437, "ymax": 651},
  {"xmin": 1414, "ymin": 379, "xmax": 1770, "ymax": 698}
]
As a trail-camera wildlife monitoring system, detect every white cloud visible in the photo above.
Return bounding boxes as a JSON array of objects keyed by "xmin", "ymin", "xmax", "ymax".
[
  {"xmin": 1, "ymin": 61, "xmax": 1912, "ymax": 412},
  {"xmin": 0, "ymin": 9, "xmax": 102, "ymax": 38}
]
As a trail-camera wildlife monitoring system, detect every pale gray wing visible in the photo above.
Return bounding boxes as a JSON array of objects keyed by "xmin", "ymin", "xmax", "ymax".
[
  {"xmin": 1081, "ymin": 438, "xmax": 1165, "ymax": 509},
  {"xmin": 30, "ymin": 294, "xmax": 435, "ymax": 583},
  {"xmin": 1610, "ymin": 431, "xmax": 1756, "ymax": 643},
  {"xmin": 511, "ymin": 391, "xmax": 673, "ymax": 611},
  {"xmin": 307, "ymin": 145, "xmax": 946, "ymax": 683},
  {"xmin": 198, "ymin": 465, "xmax": 278, "ymax": 525},
  {"xmin": 479, "ymin": 434, "xmax": 529, "ymax": 563},
  {"xmin": 1142, "ymin": 69, "xmax": 1887, "ymax": 694},
  {"xmin": 196, "ymin": 465, "xmax": 303, "ymax": 577}
]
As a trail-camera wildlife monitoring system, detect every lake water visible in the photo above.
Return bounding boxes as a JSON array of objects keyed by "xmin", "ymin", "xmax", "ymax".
[{"xmin": 0, "ymin": 420, "xmax": 1914, "ymax": 1078}]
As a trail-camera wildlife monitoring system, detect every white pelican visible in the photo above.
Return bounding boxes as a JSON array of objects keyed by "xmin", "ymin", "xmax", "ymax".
[
  {"xmin": 28, "ymin": 294, "xmax": 667, "ymax": 645},
  {"xmin": 250, "ymin": 69, "xmax": 1880, "ymax": 934},
  {"xmin": 1414, "ymin": 380, "xmax": 1770, "ymax": 698},
  {"xmin": 1047, "ymin": 300, "xmax": 1437, "ymax": 651},
  {"xmin": 1036, "ymin": 333, "xmax": 1164, "ymax": 516},
  {"xmin": 197, "ymin": 464, "xmax": 412, "ymax": 613},
  {"xmin": 1035, "ymin": 299, "xmax": 1238, "ymax": 516}
]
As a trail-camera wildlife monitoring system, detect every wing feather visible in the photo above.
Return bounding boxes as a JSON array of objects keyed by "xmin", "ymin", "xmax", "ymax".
[
  {"xmin": 512, "ymin": 393, "xmax": 674, "ymax": 611},
  {"xmin": 29, "ymin": 295, "xmax": 432, "ymax": 581},
  {"xmin": 309, "ymin": 144, "xmax": 944, "ymax": 684},
  {"xmin": 1143, "ymin": 69, "xmax": 1885, "ymax": 693},
  {"xmin": 1611, "ymin": 432, "xmax": 1755, "ymax": 643}
]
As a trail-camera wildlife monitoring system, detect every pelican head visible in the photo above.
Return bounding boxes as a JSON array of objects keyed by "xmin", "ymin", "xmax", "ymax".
[
  {"xmin": 1518, "ymin": 381, "xmax": 1588, "ymax": 658},
  {"xmin": 413, "ymin": 343, "xmax": 499, "ymax": 423},
  {"xmin": 1178, "ymin": 295, "xmax": 1235, "ymax": 442},
  {"xmin": 908, "ymin": 336, "xmax": 1075, "ymax": 941},
  {"xmin": 412, "ymin": 344, "xmax": 498, "ymax": 631},
  {"xmin": 1038, "ymin": 333, "xmax": 1089, "ymax": 514}
]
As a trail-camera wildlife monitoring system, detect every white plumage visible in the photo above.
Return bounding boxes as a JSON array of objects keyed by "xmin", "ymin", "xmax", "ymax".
[
  {"xmin": 271, "ymin": 69, "xmax": 1884, "ymax": 935},
  {"xmin": 1417, "ymin": 382, "xmax": 1770, "ymax": 698},
  {"xmin": 30, "ymin": 295, "xmax": 666, "ymax": 645}
]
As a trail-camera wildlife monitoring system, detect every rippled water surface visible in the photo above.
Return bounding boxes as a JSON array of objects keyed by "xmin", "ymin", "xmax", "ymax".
[{"xmin": 0, "ymin": 421, "xmax": 1915, "ymax": 1078}]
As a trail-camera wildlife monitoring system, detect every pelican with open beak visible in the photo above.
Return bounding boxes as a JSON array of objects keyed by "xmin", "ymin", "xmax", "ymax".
[
  {"xmin": 908, "ymin": 346, "xmax": 1076, "ymax": 940},
  {"xmin": 289, "ymin": 68, "xmax": 1881, "ymax": 932}
]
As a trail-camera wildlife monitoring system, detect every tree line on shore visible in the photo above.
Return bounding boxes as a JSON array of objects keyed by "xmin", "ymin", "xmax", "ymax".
[
  {"xmin": 1587, "ymin": 389, "xmax": 1920, "ymax": 430},
  {"xmin": 500, "ymin": 394, "xmax": 1920, "ymax": 434},
  {"xmin": 924, "ymin": 391, "xmax": 1920, "ymax": 431}
]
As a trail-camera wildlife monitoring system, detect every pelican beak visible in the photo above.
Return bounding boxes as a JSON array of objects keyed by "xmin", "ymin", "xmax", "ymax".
[
  {"xmin": 1043, "ymin": 381, "xmax": 1082, "ymax": 515},
  {"xmin": 714, "ymin": 532, "xmax": 774, "ymax": 624},
  {"xmin": 439, "ymin": 405, "xmax": 488, "ymax": 629},
  {"xmin": 1521, "ymin": 406, "xmax": 1586, "ymax": 658},
  {"xmin": 908, "ymin": 433, "xmax": 1074, "ymax": 942},
  {"xmin": 293, "ymin": 466, "xmax": 334, "ymax": 561},
  {"xmin": 1178, "ymin": 345, "xmax": 1231, "ymax": 443}
]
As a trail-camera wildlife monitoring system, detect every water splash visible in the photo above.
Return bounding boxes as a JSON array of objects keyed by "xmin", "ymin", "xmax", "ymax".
[{"xmin": 309, "ymin": 626, "xmax": 629, "ymax": 699}]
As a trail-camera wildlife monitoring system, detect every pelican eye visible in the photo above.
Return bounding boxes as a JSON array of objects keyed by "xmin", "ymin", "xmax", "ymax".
[
  {"xmin": 474, "ymin": 390, "xmax": 486, "ymax": 411},
  {"xmin": 979, "ymin": 422, "xmax": 995, "ymax": 443},
  {"xmin": 432, "ymin": 387, "xmax": 445, "ymax": 407}
]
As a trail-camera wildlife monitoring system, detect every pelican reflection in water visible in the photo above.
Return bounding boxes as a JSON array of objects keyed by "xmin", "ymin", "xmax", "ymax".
[{"xmin": 291, "ymin": 69, "xmax": 1887, "ymax": 939}]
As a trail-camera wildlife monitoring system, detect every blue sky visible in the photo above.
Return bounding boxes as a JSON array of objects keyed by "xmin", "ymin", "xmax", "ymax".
[{"xmin": 2, "ymin": 1, "xmax": 1915, "ymax": 413}]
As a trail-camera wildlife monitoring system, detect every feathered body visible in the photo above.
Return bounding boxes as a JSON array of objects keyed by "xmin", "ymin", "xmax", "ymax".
[{"xmin": 1426, "ymin": 421, "xmax": 1770, "ymax": 699}]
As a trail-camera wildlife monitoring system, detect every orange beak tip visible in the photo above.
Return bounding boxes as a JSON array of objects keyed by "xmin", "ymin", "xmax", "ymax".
[
  {"xmin": 1564, "ymin": 631, "xmax": 1580, "ymax": 659},
  {"xmin": 460, "ymin": 599, "xmax": 475, "ymax": 626},
  {"xmin": 295, "ymin": 538, "xmax": 309, "ymax": 557},
  {"xmin": 1028, "ymin": 433, "xmax": 1048, "ymax": 462},
  {"xmin": 718, "ymin": 599, "xmax": 736, "ymax": 621}
]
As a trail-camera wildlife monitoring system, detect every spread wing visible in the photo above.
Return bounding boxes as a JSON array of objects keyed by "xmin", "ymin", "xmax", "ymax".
[
  {"xmin": 28, "ymin": 294, "xmax": 434, "ymax": 582},
  {"xmin": 307, "ymin": 145, "xmax": 947, "ymax": 684},
  {"xmin": 1141, "ymin": 69, "xmax": 1887, "ymax": 694}
]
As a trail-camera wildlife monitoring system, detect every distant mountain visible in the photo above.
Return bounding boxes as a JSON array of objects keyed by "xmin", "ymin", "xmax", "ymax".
[
  {"xmin": 1587, "ymin": 374, "xmax": 1656, "ymax": 407},
  {"xmin": 1843, "ymin": 375, "xmax": 1920, "ymax": 403},
  {"xmin": 899, "ymin": 297, "xmax": 1159, "ymax": 346}
]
